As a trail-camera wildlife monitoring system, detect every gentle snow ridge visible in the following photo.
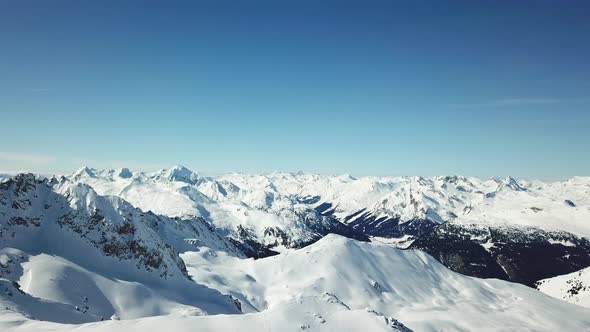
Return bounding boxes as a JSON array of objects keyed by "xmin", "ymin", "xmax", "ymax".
[{"xmin": 3, "ymin": 235, "xmax": 590, "ymax": 331}]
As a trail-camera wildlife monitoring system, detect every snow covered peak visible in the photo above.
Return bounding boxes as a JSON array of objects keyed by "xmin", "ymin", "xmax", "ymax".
[
  {"xmin": 498, "ymin": 176, "xmax": 527, "ymax": 191},
  {"xmin": 0, "ymin": 172, "xmax": 39, "ymax": 189},
  {"xmin": 180, "ymin": 233, "xmax": 590, "ymax": 331},
  {"xmin": 60, "ymin": 166, "xmax": 590, "ymax": 241},
  {"xmin": 160, "ymin": 165, "xmax": 199, "ymax": 185},
  {"xmin": 1, "ymin": 175, "xmax": 197, "ymax": 280},
  {"xmin": 72, "ymin": 166, "xmax": 97, "ymax": 179},
  {"xmin": 117, "ymin": 167, "xmax": 133, "ymax": 179},
  {"xmin": 566, "ymin": 176, "xmax": 590, "ymax": 186},
  {"xmin": 3, "ymin": 169, "xmax": 590, "ymax": 331}
]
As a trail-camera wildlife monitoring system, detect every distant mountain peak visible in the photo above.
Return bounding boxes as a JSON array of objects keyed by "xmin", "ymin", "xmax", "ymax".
[
  {"xmin": 117, "ymin": 167, "xmax": 133, "ymax": 179},
  {"xmin": 72, "ymin": 166, "xmax": 97, "ymax": 179},
  {"xmin": 501, "ymin": 176, "xmax": 527, "ymax": 191},
  {"xmin": 163, "ymin": 164, "xmax": 199, "ymax": 184}
]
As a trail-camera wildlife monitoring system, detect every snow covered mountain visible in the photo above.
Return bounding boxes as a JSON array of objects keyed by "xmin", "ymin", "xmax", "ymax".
[
  {"xmin": 536, "ymin": 266, "xmax": 590, "ymax": 308},
  {"xmin": 180, "ymin": 234, "xmax": 590, "ymax": 330},
  {"xmin": 221, "ymin": 172, "xmax": 590, "ymax": 285},
  {"xmin": 2, "ymin": 234, "xmax": 590, "ymax": 331},
  {"xmin": 63, "ymin": 166, "xmax": 590, "ymax": 286},
  {"xmin": 66, "ymin": 166, "xmax": 368, "ymax": 257},
  {"xmin": 0, "ymin": 174, "xmax": 242, "ymax": 322},
  {"xmin": 2, "ymin": 169, "xmax": 590, "ymax": 331},
  {"xmin": 222, "ymin": 173, "xmax": 590, "ymax": 238},
  {"xmin": 68, "ymin": 167, "xmax": 590, "ymax": 241}
]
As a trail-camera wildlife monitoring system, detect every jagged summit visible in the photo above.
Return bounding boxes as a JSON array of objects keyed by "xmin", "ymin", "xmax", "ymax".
[
  {"xmin": 497, "ymin": 176, "xmax": 527, "ymax": 191},
  {"xmin": 60, "ymin": 167, "xmax": 590, "ymax": 238},
  {"xmin": 71, "ymin": 166, "xmax": 97, "ymax": 179},
  {"xmin": 117, "ymin": 167, "xmax": 133, "ymax": 179},
  {"xmin": 14, "ymin": 167, "xmax": 590, "ymax": 287},
  {"xmin": 159, "ymin": 165, "xmax": 200, "ymax": 185}
]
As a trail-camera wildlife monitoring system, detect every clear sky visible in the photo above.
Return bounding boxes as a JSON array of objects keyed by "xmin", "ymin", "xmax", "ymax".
[{"xmin": 1, "ymin": 0, "xmax": 589, "ymax": 179}]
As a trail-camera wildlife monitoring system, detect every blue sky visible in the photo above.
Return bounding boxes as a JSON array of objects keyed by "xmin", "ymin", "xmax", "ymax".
[{"xmin": 1, "ymin": 0, "xmax": 589, "ymax": 179}]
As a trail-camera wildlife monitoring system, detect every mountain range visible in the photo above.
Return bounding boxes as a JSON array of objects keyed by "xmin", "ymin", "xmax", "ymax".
[{"xmin": 1, "ymin": 166, "xmax": 589, "ymax": 331}]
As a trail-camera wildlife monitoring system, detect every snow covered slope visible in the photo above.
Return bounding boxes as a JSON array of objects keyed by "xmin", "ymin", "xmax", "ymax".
[
  {"xmin": 221, "ymin": 172, "xmax": 590, "ymax": 285},
  {"xmin": 67, "ymin": 167, "xmax": 590, "ymax": 239},
  {"xmin": 68, "ymin": 167, "xmax": 590, "ymax": 241},
  {"xmin": 222, "ymin": 173, "xmax": 590, "ymax": 238},
  {"xmin": 1, "ymin": 169, "xmax": 589, "ymax": 331},
  {"xmin": 0, "ymin": 300, "xmax": 407, "ymax": 332},
  {"xmin": 0, "ymin": 174, "xmax": 242, "ymax": 322},
  {"xmin": 536, "ymin": 267, "xmax": 590, "ymax": 308},
  {"xmin": 3, "ymin": 234, "xmax": 589, "ymax": 331},
  {"xmin": 1, "ymin": 173, "xmax": 241, "ymax": 278},
  {"xmin": 66, "ymin": 166, "xmax": 367, "ymax": 257},
  {"xmin": 62, "ymin": 167, "xmax": 590, "ymax": 285},
  {"xmin": 180, "ymin": 234, "xmax": 590, "ymax": 331}
]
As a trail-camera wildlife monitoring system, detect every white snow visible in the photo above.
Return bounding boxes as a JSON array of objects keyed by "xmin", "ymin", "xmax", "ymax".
[
  {"xmin": 178, "ymin": 235, "xmax": 590, "ymax": 331},
  {"xmin": 537, "ymin": 266, "xmax": 590, "ymax": 308},
  {"xmin": 370, "ymin": 235, "xmax": 415, "ymax": 249},
  {"xmin": 2, "ymin": 169, "xmax": 590, "ymax": 331},
  {"xmin": 2, "ymin": 235, "xmax": 590, "ymax": 331},
  {"xmin": 69, "ymin": 167, "xmax": 590, "ymax": 239}
]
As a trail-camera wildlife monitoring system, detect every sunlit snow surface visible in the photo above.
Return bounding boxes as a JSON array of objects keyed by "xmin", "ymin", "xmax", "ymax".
[
  {"xmin": 70, "ymin": 167, "xmax": 590, "ymax": 241},
  {"xmin": 3, "ymin": 236, "xmax": 590, "ymax": 331},
  {"xmin": 2, "ymin": 168, "xmax": 590, "ymax": 331},
  {"xmin": 537, "ymin": 266, "xmax": 590, "ymax": 308}
]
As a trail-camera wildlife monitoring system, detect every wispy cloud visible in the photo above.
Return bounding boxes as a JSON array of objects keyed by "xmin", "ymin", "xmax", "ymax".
[
  {"xmin": 452, "ymin": 97, "xmax": 571, "ymax": 108},
  {"xmin": 491, "ymin": 98, "xmax": 562, "ymax": 106},
  {"xmin": 0, "ymin": 151, "xmax": 56, "ymax": 164}
]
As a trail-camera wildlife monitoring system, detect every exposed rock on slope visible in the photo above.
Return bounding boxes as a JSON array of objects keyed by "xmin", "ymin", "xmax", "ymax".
[
  {"xmin": 66, "ymin": 166, "xmax": 367, "ymax": 257},
  {"xmin": 59, "ymin": 167, "xmax": 590, "ymax": 286},
  {"xmin": 410, "ymin": 223, "xmax": 590, "ymax": 286},
  {"xmin": 536, "ymin": 266, "xmax": 590, "ymax": 308},
  {"xmin": 0, "ymin": 174, "xmax": 243, "ymax": 322}
]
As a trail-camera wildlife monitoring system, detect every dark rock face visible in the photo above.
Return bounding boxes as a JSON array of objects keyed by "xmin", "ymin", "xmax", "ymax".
[
  {"xmin": 412, "ymin": 236, "xmax": 509, "ymax": 280},
  {"xmin": 323, "ymin": 216, "xmax": 370, "ymax": 243},
  {"xmin": 223, "ymin": 200, "xmax": 370, "ymax": 259},
  {"xmin": 314, "ymin": 202, "xmax": 335, "ymax": 215},
  {"xmin": 230, "ymin": 213, "xmax": 369, "ymax": 259},
  {"xmin": 118, "ymin": 168, "xmax": 133, "ymax": 179},
  {"xmin": 345, "ymin": 211, "xmax": 437, "ymax": 238},
  {"xmin": 410, "ymin": 223, "xmax": 590, "ymax": 287},
  {"xmin": 297, "ymin": 195, "xmax": 321, "ymax": 205},
  {"xmin": 230, "ymin": 225, "xmax": 279, "ymax": 259},
  {"xmin": 306, "ymin": 208, "xmax": 370, "ymax": 244},
  {"xmin": 314, "ymin": 202, "xmax": 424, "ymax": 241}
]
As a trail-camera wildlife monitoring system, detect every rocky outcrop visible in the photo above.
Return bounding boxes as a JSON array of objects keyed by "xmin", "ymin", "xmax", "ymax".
[
  {"xmin": 410, "ymin": 223, "xmax": 590, "ymax": 286},
  {"xmin": 0, "ymin": 174, "xmax": 240, "ymax": 279}
]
